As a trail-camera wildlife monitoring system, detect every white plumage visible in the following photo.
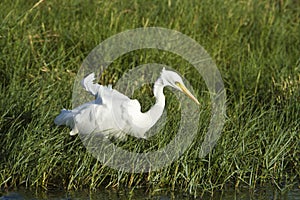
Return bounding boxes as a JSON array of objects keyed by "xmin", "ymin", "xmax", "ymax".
[{"xmin": 54, "ymin": 68, "xmax": 199, "ymax": 140}]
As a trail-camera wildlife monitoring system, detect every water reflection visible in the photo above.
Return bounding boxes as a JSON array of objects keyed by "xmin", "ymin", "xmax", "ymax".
[{"xmin": 1, "ymin": 186, "xmax": 300, "ymax": 200}]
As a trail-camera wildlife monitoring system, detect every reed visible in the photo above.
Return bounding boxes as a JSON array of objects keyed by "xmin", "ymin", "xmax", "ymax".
[{"xmin": 1, "ymin": 0, "xmax": 299, "ymax": 197}]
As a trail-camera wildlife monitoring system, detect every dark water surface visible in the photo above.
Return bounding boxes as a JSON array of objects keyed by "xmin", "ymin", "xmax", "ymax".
[{"xmin": 1, "ymin": 186, "xmax": 300, "ymax": 200}]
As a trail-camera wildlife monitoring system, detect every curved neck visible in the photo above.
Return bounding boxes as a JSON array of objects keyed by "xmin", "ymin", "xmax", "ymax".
[
  {"xmin": 129, "ymin": 77, "xmax": 166, "ymax": 138},
  {"xmin": 153, "ymin": 77, "xmax": 165, "ymax": 107},
  {"xmin": 144, "ymin": 78, "xmax": 165, "ymax": 127}
]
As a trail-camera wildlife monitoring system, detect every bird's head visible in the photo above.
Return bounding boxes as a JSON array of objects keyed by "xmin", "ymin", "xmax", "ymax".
[{"xmin": 160, "ymin": 68, "xmax": 200, "ymax": 105}]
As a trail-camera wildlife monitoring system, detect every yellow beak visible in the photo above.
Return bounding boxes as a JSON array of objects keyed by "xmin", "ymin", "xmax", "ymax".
[{"xmin": 175, "ymin": 82, "xmax": 200, "ymax": 105}]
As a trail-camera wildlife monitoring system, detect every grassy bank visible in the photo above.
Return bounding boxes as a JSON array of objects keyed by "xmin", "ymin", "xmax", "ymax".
[{"xmin": 1, "ymin": 0, "xmax": 299, "ymax": 197}]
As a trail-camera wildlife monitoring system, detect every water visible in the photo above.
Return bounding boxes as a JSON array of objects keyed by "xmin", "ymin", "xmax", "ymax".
[{"xmin": 1, "ymin": 186, "xmax": 300, "ymax": 200}]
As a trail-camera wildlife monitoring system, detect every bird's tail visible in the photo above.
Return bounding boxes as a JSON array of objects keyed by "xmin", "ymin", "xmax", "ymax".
[
  {"xmin": 54, "ymin": 109, "xmax": 78, "ymax": 135},
  {"xmin": 54, "ymin": 109, "xmax": 73, "ymax": 125}
]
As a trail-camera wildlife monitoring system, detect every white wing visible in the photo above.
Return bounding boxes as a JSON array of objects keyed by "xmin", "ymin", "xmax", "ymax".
[
  {"xmin": 57, "ymin": 73, "xmax": 156, "ymax": 139},
  {"xmin": 81, "ymin": 73, "xmax": 99, "ymax": 96},
  {"xmin": 81, "ymin": 73, "xmax": 130, "ymax": 105},
  {"xmin": 74, "ymin": 73, "xmax": 147, "ymax": 138}
]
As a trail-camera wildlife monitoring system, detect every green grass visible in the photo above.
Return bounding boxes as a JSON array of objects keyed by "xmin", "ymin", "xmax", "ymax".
[{"xmin": 1, "ymin": 0, "xmax": 299, "ymax": 197}]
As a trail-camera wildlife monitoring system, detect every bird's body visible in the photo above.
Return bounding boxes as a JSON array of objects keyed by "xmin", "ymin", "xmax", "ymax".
[{"xmin": 54, "ymin": 68, "xmax": 199, "ymax": 140}]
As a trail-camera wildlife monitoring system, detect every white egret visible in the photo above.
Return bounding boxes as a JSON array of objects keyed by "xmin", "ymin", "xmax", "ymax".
[{"xmin": 54, "ymin": 68, "xmax": 200, "ymax": 139}]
